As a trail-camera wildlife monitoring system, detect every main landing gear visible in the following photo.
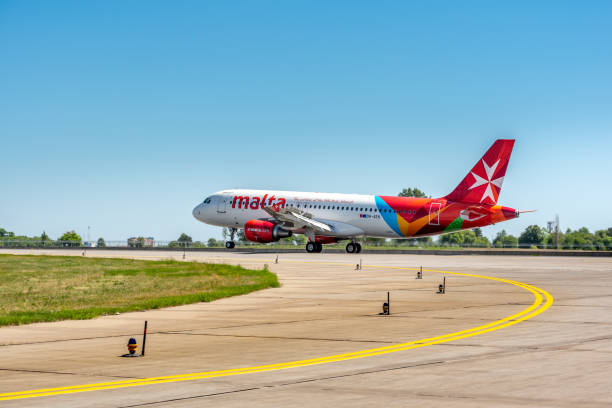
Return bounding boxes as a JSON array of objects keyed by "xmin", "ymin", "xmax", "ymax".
[
  {"xmin": 345, "ymin": 242, "xmax": 362, "ymax": 254},
  {"xmin": 225, "ymin": 228, "xmax": 236, "ymax": 249},
  {"xmin": 305, "ymin": 242, "xmax": 323, "ymax": 253}
]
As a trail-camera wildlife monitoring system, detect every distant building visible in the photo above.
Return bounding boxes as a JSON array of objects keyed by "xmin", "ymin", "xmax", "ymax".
[{"xmin": 127, "ymin": 237, "xmax": 155, "ymax": 248}]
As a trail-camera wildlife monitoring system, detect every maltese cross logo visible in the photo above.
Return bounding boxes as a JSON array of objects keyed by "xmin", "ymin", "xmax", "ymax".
[{"xmin": 469, "ymin": 159, "xmax": 504, "ymax": 203}]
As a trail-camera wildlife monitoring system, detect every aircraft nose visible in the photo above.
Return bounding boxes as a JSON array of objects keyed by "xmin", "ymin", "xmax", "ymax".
[{"xmin": 192, "ymin": 204, "xmax": 201, "ymax": 220}]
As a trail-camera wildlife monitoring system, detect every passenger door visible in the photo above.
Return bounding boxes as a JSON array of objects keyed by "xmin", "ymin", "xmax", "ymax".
[{"xmin": 217, "ymin": 196, "xmax": 226, "ymax": 213}]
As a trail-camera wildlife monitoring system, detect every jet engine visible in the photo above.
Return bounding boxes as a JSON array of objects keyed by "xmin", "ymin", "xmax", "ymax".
[{"xmin": 244, "ymin": 220, "xmax": 292, "ymax": 243}]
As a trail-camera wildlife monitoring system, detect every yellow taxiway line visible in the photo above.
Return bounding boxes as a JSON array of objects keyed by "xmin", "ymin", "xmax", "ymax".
[{"xmin": 0, "ymin": 261, "xmax": 553, "ymax": 401}]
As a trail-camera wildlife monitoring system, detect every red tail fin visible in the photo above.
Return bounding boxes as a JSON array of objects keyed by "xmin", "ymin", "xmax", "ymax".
[{"xmin": 445, "ymin": 139, "xmax": 515, "ymax": 205}]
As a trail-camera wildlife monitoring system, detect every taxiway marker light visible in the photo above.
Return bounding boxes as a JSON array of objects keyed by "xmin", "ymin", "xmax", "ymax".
[
  {"xmin": 438, "ymin": 277, "xmax": 446, "ymax": 294},
  {"xmin": 380, "ymin": 292, "xmax": 390, "ymax": 315},
  {"xmin": 127, "ymin": 338, "xmax": 137, "ymax": 355}
]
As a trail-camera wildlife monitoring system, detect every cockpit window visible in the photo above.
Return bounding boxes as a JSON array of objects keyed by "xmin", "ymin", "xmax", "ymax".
[{"xmin": 203, "ymin": 197, "xmax": 212, "ymax": 204}]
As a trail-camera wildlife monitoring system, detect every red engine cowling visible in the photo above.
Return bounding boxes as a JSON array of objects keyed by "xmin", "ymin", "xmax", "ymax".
[{"xmin": 244, "ymin": 220, "xmax": 292, "ymax": 243}]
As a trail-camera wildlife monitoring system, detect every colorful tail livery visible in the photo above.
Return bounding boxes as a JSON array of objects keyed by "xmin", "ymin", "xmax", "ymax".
[
  {"xmin": 445, "ymin": 139, "xmax": 515, "ymax": 205},
  {"xmin": 193, "ymin": 139, "xmax": 523, "ymax": 253}
]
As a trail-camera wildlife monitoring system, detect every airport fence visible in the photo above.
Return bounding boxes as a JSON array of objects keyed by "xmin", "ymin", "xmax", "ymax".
[{"xmin": 1, "ymin": 240, "xmax": 611, "ymax": 251}]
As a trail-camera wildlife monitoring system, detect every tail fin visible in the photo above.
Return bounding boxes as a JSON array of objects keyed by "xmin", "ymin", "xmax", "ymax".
[{"xmin": 445, "ymin": 139, "xmax": 515, "ymax": 205}]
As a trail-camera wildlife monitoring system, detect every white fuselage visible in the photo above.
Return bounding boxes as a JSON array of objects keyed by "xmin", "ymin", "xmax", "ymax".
[{"xmin": 193, "ymin": 189, "xmax": 406, "ymax": 238}]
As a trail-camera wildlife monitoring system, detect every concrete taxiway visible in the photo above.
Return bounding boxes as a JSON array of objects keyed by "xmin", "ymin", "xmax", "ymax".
[{"xmin": 0, "ymin": 249, "xmax": 611, "ymax": 407}]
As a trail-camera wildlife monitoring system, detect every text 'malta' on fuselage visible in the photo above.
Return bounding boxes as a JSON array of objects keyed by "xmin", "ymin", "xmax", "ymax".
[{"xmin": 193, "ymin": 139, "xmax": 520, "ymax": 253}]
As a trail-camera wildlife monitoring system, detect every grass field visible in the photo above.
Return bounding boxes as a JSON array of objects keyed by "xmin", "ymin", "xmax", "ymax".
[{"xmin": 0, "ymin": 254, "xmax": 279, "ymax": 326}]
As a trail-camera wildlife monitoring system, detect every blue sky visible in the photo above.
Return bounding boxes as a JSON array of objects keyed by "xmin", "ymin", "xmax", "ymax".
[{"xmin": 1, "ymin": 1, "xmax": 611, "ymax": 242}]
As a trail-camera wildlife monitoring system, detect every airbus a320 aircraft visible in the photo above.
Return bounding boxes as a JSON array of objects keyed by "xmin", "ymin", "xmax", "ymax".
[{"xmin": 193, "ymin": 139, "xmax": 521, "ymax": 253}]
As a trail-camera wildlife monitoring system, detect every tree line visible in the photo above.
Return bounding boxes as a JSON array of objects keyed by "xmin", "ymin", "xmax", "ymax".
[
  {"xmin": 0, "ymin": 228, "xmax": 106, "ymax": 247},
  {"xmin": 2, "ymin": 225, "xmax": 611, "ymax": 251}
]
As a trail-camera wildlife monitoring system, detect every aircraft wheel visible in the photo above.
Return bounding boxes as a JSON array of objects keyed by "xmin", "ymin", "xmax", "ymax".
[
  {"xmin": 346, "ymin": 242, "xmax": 356, "ymax": 253},
  {"xmin": 355, "ymin": 243, "xmax": 362, "ymax": 253},
  {"xmin": 306, "ymin": 242, "xmax": 317, "ymax": 253},
  {"xmin": 315, "ymin": 242, "xmax": 323, "ymax": 253},
  {"xmin": 225, "ymin": 241, "xmax": 235, "ymax": 249}
]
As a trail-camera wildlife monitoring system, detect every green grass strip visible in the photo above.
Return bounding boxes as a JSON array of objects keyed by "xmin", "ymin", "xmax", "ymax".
[{"xmin": 0, "ymin": 254, "xmax": 279, "ymax": 326}]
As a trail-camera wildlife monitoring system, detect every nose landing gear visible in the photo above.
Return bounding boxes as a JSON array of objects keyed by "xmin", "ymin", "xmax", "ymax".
[{"xmin": 225, "ymin": 228, "xmax": 236, "ymax": 249}]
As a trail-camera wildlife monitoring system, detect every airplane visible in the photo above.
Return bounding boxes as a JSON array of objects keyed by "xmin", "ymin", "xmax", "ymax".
[{"xmin": 193, "ymin": 139, "xmax": 520, "ymax": 253}]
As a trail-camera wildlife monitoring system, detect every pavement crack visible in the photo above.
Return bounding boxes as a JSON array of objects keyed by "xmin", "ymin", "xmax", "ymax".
[
  {"xmin": 116, "ymin": 387, "xmax": 262, "ymax": 408},
  {"xmin": 0, "ymin": 367, "xmax": 139, "ymax": 380},
  {"xmin": 157, "ymin": 331, "xmax": 395, "ymax": 344}
]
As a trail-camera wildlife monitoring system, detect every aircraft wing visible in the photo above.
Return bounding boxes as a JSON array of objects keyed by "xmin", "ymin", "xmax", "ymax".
[{"xmin": 262, "ymin": 206, "xmax": 333, "ymax": 233}]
